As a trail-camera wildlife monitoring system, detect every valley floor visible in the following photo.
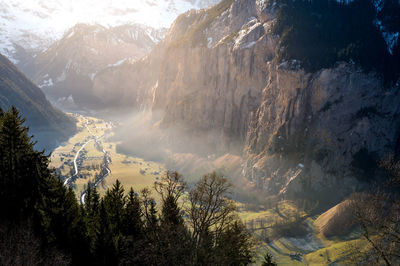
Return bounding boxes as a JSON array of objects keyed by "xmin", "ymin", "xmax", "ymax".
[{"xmin": 50, "ymin": 114, "xmax": 367, "ymax": 265}]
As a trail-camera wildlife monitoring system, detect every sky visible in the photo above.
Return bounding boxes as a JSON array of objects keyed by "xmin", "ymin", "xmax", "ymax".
[
  {"xmin": 0, "ymin": 0, "xmax": 215, "ymax": 59},
  {"xmin": 1, "ymin": 0, "xmax": 200, "ymax": 32}
]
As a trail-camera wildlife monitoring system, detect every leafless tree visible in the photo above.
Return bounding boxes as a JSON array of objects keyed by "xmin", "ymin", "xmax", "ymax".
[
  {"xmin": 187, "ymin": 172, "xmax": 236, "ymax": 251},
  {"xmin": 140, "ymin": 188, "xmax": 156, "ymax": 225},
  {"xmin": 154, "ymin": 171, "xmax": 186, "ymax": 205},
  {"xmin": 351, "ymin": 155, "xmax": 400, "ymax": 265}
]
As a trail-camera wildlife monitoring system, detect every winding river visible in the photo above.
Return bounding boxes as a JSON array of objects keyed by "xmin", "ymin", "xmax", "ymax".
[{"xmin": 63, "ymin": 115, "xmax": 112, "ymax": 204}]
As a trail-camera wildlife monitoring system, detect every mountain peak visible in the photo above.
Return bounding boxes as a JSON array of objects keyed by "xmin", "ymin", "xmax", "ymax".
[{"xmin": 0, "ymin": 0, "xmax": 220, "ymax": 63}]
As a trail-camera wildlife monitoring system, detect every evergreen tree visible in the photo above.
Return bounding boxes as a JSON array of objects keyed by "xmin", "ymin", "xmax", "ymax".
[
  {"xmin": 158, "ymin": 194, "xmax": 192, "ymax": 265},
  {"xmin": 96, "ymin": 200, "xmax": 117, "ymax": 265},
  {"xmin": 104, "ymin": 180, "xmax": 125, "ymax": 231},
  {"xmin": 0, "ymin": 107, "xmax": 89, "ymax": 263},
  {"xmin": 120, "ymin": 188, "xmax": 144, "ymax": 265},
  {"xmin": 195, "ymin": 228, "xmax": 216, "ymax": 265},
  {"xmin": 84, "ymin": 184, "xmax": 101, "ymax": 256},
  {"xmin": 153, "ymin": 172, "xmax": 192, "ymax": 265},
  {"xmin": 34, "ymin": 174, "xmax": 86, "ymax": 262},
  {"xmin": 123, "ymin": 188, "xmax": 143, "ymax": 237},
  {"xmin": 96, "ymin": 180, "xmax": 126, "ymax": 265},
  {"xmin": 0, "ymin": 107, "xmax": 39, "ymax": 220},
  {"xmin": 215, "ymin": 221, "xmax": 254, "ymax": 265},
  {"xmin": 261, "ymin": 250, "xmax": 277, "ymax": 266},
  {"xmin": 140, "ymin": 188, "xmax": 160, "ymax": 265}
]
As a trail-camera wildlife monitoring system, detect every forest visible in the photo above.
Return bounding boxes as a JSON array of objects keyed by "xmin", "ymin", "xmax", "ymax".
[{"xmin": 0, "ymin": 107, "xmax": 257, "ymax": 265}]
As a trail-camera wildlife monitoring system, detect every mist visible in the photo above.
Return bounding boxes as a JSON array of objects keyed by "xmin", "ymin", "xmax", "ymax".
[{"xmin": 108, "ymin": 109, "xmax": 243, "ymax": 183}]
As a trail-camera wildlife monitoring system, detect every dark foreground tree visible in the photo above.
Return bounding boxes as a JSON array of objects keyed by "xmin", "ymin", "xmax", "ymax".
[
  {"xmin": 261, "ymin": 250, "xmax": 277, "ymax": 266},
  {"xmin": 0, "ymin": 106, "xmax": 40, "ymax": 220},
  {"xmin": 188, "ymin": 172, "xmax": 254, "ymax": 265},
  {"xmin": 0, "ymin": 107, "xmax": 83, "ymax": 263}
]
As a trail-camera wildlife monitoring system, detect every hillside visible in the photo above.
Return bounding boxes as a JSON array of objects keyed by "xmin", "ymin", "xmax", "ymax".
[{"xmin": 0, "ymin": 53, "xmax": 76, "ymax": 150}]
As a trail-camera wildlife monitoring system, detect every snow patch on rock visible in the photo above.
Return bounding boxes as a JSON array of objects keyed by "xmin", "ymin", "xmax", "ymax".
[
  {"xmin": 107, "ymin": 58, "xmax": 128, "ymax": 68},
  {"xmin": 39, "ymin": 78, "xmax": 53, "ymax": 88},
  {"xmin": 207, "ymin": 37, "xmax": 213, "ymax": 48},
  {"xmin": 233, "ymin": 19, "xmax": 262, "ymax": 50},
  {"xmin": 56, "ymin": 70, "xmax": 66, "ymax": 82}
]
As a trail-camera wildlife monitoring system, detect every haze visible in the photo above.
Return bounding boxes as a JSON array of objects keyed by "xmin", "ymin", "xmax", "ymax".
[{"xmin": 2, "ymin": 0, "xmax": 194, "ymax": 30}]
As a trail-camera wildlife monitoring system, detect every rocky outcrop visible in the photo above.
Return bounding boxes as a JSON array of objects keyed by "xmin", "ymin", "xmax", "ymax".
[{"xmin": 106, "ymin": 0, "xmax": 400, "ymax": 204}]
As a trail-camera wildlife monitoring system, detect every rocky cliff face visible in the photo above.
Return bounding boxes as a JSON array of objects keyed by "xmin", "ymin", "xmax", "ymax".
[
  {"xmin": 103, "ymin": 0, "xmax": 275, "ymax": 149},
  {"xmin": 244, "ymin": 62, "xmax": 400, "ymax": 203},
  {"xmin": 106, "ymin": 0, "xmax": 400, "ymax": 204}
]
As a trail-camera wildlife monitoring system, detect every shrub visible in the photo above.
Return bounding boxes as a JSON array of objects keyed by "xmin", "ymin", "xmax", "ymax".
[{"xmin": 271, "ymin": 216, "xmax": 309, "ymax": 238}]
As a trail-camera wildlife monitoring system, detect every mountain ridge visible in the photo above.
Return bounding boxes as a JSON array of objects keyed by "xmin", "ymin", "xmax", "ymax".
[
  {"xmin": 19, "ymin": 23, "xmax": 168, "ymax": 110},
  {"xmin": 0, "ymin": 0, "xmax": 220, "ymax": 64},
  {"xmin": 0, "ymin": 53, "xmax": 76, "ymax": 150}
]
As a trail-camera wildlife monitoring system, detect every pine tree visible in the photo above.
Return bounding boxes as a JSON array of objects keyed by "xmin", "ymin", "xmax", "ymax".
[
  {"xmin": 96, "ymin": 200, "xmax": 116, "ymax": 265},
  {"xmin": 0, "ymin": 107, "xmax": 38, "ymax": 220},
  {"xmin": 97, "ymin": 180, "xmax": 126, "ymax": 265},
  {"xmin": 196, "ymin": 228, "xmax": 216, "ymax": 265},
  {"xmin": 261, "ymin": 250, "xmax": 277, "ymax": 266},
  {"xmin": 84, "ymin": 184, "xmax": 101, "ymax": 256},
  {"xmin": 120, "ymin": 188, "xmax": 144, "ymax": 265},
  {"xmin": 139, "ymin": 187, "xmax": 160, "ymax": 265},
  {"xmin": 34, "ymin": 174, "xmax": 84, "ymax": 261},
  {"xmin": 104, "ymin": 180, "xmax": 125, "ymax": 230},
  {"xmin": 215, "ymin": 221, "xmax": 254, "ymax": 265},
  {"xmin": 158, "ymin": 194, "xmax": 192, "ymax": 265},
  {"xmin": 123, "ymin": 188, "xmax": 143, "ymax": 237}
]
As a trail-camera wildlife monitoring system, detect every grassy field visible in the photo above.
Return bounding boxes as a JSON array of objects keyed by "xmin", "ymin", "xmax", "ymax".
[
  {"xmin": 102, "ymin": 141, "xmax": 164, "ymax": 197},
  {"xmin": 50, "ymin": 114, "xmax": 165, "ymax": 199},
  {"xmin": 238, "ymin": 200, "xmax": 368, "ymax": 265}
]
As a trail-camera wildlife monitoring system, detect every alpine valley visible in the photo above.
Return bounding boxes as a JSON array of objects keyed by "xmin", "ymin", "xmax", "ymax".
[{"xmin": 1, "ymin": 0, "xmax": 400, "ymax": 265}]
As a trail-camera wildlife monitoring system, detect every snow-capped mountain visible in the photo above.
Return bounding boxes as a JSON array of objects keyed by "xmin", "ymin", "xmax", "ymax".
[
  {"xmin": 20, "ymin": 23, "xmax": 167, "ymax": 110},
  {"xmin": 0, "ymin": 0, "xmax": 220, "ymax": 63}
]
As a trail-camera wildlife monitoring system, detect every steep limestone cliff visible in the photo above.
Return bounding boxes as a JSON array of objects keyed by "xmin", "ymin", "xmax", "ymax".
[
  {"xmin": 244, "ymin": 62, "xmax": 400, "ymax": 203},
  {"xmin": 104, "ymin": 0, "xmax": 400, "ymax": 204}
]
